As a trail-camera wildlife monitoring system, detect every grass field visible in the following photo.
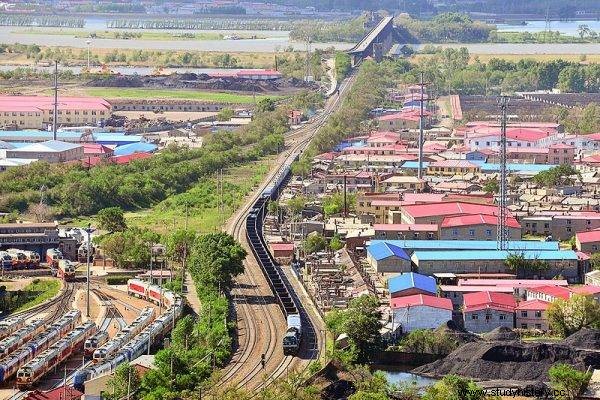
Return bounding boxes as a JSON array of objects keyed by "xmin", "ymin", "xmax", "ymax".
[
  {"xmin": 125, "ymin": 157, "xmax": 275, "ymax": 235},
  {"xmin": 83, "ymin": 87, "xmax": 277, "ymax": 103},
  {"xmin": 14, "ymin": 278, "xmax": 61, "ymax": 312}
]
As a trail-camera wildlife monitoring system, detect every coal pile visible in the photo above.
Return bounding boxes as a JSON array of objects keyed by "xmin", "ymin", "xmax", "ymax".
[
  {"xmin": 561, "ymin": 328, "xmax": 600, "ymax": 350},
  {"xmin": 87, "ymin": 75, "xmax": 143, "ymax": 87},
  {"xmin": 413, "ymin": 340, "xmax": 600, "ymax": 381},
  {"xmin": 436, "ymin": 320, "xmax": 480, "ymax": 345},
  {"xmin": 482, "ymin": 327, "xmax": 519, "ymax": 342}
]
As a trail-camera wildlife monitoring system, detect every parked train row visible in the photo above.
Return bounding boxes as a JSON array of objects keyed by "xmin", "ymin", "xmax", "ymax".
[
  {"xmin": 16, "ymin": 321, "xmax": 97, "ymax": 389},
  {"xmin": 0, "ymin": 310, "xmax": 81, "ymax": 383},
  {"xmin": 73, "ymin": 280, "xmax": 184, "ymax": 391},
  {"xmin": 0, "ymin": 316, "xmax": 26, "ymax": 342},
  {"xmin": 92, "ymin": 307, "xmax": 155, "ymax": 363},
  {"xmin": 246, "ymin": 155, "xmax": 304, "ymax": 356}
]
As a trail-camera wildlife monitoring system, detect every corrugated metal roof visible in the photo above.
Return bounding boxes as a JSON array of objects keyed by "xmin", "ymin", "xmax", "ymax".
[
  {"xmin": 113, "ymin": 142, "xmax": 157, "ymax": 156},
  {"xmin": 369, "ymin": 240, "xmax": 559, "ymax": 251},
  {"xmin": 390, "ymin": 294, "xmax": 452, "ymax": 310},
  {"xmin": 388, "ymin": 272, "xmax": 436, "ymax": 295},
  {"xmin": 411, "ymin": 250, "xmax": 578, "ymax": 262},
  {"xmin": 367, "ymin": 241, "xmax": 411, "ymax": 261},
  {"xmin": 11, "ymin": 140, "xmax": 81, "ymax": 153}
]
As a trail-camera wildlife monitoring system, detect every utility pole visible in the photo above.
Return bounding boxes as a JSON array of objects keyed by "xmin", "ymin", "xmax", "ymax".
[
  {"xmin": 343, "ymin": 174, "xmax": 347, "ymax": 218},
  {"xmin": 417, "ymin": 71, "xmax": 426, "ymax": 180},
  {"xmin": 86, "ymin": 223, "xmax": 93, "ymax": 318},
  {"xmin": 497, "ymin": 96, "xmax": 510, "ymax": 250},
  {"xmin": 53, "ymin": 60, "xmax": 58, "ymax": 140}
]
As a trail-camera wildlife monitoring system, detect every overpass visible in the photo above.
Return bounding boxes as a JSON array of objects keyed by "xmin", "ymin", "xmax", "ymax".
[{"xmin": 347, "ymin": 16, "xmax": 395, "ymax": 66}]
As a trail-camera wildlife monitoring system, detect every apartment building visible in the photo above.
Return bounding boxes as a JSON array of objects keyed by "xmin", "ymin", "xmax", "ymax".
[
  {"xmin": 0, "ymin": 96, "xmax": 111, "ymax": 129},
  {"xmin": 521, "ymin": 212, "xmax": 600, "ymax": 241}
]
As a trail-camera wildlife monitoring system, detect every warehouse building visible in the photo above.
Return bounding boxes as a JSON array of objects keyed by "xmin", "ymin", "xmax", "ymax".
[
  {"xmin": 6, "ymin": 140, "xmax": 84, "ymax": 163},
  {"xmin": 391, "ymin": 294, "xmax": 453, "ymax": 333},
  {"xmin": 411, "ymin": 250, "xmax": 579, "ymax": 281},
  {"xmin": 366, "ymin": 241, "xmax": 412, "ymax": 273},
  {"xmin": 388, "ymin": 272, "xmax": 436, "ymax": 298},
  {"xmin": 463, "ymin": 291, "xmax": 516, "ymax": 333},
  {"xmin": 0, "ymin": 96, "xmax": 111, "ymax": 129}
]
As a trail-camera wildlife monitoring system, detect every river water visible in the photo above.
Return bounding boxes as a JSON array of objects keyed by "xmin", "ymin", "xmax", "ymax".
[{"xmin": 496, "ymin": 20, "xmax": 600, "ymax": 35}]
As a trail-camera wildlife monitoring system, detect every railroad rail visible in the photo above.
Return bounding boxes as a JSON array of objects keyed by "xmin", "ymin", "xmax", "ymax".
[{"xmin": 217, "ymin": 72, "xmax": 356, "ymax": 392}]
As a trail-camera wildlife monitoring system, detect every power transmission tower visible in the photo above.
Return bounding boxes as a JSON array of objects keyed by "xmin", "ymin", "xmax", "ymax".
[
  {"xmin": 497, "ymin": 96, "xmax": 510, "ymax": 250},
  {"xmin": 544, "ymin": 6, "xmax": 551, "ymax": 42},
  {"xmin": 417, "ymin": 72, "xmax": 427, "ymax": 180}
]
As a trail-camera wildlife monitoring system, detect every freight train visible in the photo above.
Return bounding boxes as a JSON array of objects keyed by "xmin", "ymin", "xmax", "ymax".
[
  {"xmin": 73, "ymin": 283, "xmax": 183, "ymax": 392},
  {"xmin": 92, "ymin": 307, "xmax": 155, "ymax": 363},
  {"xmin": 0, "ymin": 310, "xmax": 80, "ymax": 383},
  {"xmin": 16, "ymin": 321, "xmax": 97, "ymax": 389},
  {"xmin": 247, "ymin": 152, "xmax": 305, "ymax": 356}
]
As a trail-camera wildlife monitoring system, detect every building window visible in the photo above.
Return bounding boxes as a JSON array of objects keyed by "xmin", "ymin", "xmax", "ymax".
[
  {"xmin": 499, "ymin": 314, "xmax": 506, "ymax": 320},
  {"xmin": 469, "ymin": 229, "xmax": 475, "ymax": 237},
  {"xmin": 471, "ymin": 314, "xmax": 478, "ymax": 320},
  {"xmin": 521, "ymin": 324, "xmax": 527, "ymax": 329},
  {"xmin": 535, "ymin": 311, "xmax": 542, "ymax": 318},
  {"xmin": 452, "ymin": 229, "xmax": 458, "ymax": 236},
  {"xmin": 521, "ymin": 311, "xmax": 527, "ymax": 317},
  {"xmin": 535, "ymin": 324, "xmax": 542, "ymax": 329},
  {"xmin": 485, "ymin": 229, "xmax": 492, "ymax": 237}
]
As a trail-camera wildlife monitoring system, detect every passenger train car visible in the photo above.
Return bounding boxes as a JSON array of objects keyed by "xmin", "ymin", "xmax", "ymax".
[
  {"xmin": 0, "ymin": 319, "xmax": 45, "ymax": 359},
  {"xmin": 0, "ymin": 310, "xmax": 80, "ymax": 383},
  {"xmin": 127, "ymin": 279, "xmax": 177, "ymax": 306},
  {"xmin": 57, "ymin": 260, "xmax": 76, "ymax": 281},
  {"xmin": 74, "ymin": 285, "xmax": 183, "ymax": 391},
  {"xmin": 46, "ymin": 249, "xmax": 63, "ymax": 268},
  {"xmin": 92, "ymin": 307, "xmax": 154, "ymax": 364},
  {"xmin": 84, "ymin": 330, "xmax": 109, "ymax": 357},
  {"xmin": 0, "ymin": 316, "xmax": 26, "ymax": 342},
  {"xmin": 16, "ymin": 321, "xmax": 97, "ymax": 388}
]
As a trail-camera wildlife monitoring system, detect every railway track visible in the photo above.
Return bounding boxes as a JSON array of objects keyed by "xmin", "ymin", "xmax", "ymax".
[
  {"xmin": 216, "ymin": 73, "xmax": 356, "ymax": 393},
  {"xmin": 92, "ymin": 289, "xmax": 127, "ymax": 330},
  {"xmin": 10, "ymin": 282, "xmax": 76, "ymax": 323}
]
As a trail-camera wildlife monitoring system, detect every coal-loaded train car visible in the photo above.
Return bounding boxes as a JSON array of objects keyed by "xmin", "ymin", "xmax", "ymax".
[
  {"xmin": 74, "ymin": 286, "xmax": 183, "ymax": 392},
  {"xmin": 246, "ymin": 152, "xmax": 307, "ymax": 357}
]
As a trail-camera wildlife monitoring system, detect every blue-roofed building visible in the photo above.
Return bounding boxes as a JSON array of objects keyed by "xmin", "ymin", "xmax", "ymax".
[
  {"xmin": 6, "ymin": 140, "xmax": 83, "ymax": 163},
  {"xmin": 368, "ymin": 240, "xmax": 559, "ymax": 255},
  {"xmin": 388, "ymin": 272, "xmax": 436, "ymax": 298},
  {"xmin": 366, "ymin": 241, "xmax": 412, "ymax": 273},
  {"xmin": 400, "ymin": 160, "xmax": 552, "ymax": 175},
  {"xmin": 0, "ymin": 130, "xmax": 144, "ymax": 146},
  {"xmin": 112, "ymin": 142, "xmax": 158, "ymax": 156},
  {"xmin": 411, "ymin": 250, "xmax": 579, "ymax": 281}
]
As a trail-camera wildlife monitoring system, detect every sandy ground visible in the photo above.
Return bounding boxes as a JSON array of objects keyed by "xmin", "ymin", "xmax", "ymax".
[
  {"xmin": 115, "ymin": 110, "xmax": 217, "ymax": 122},
  {"xmin": 72, "ymin": 288, "xmax": 102, "ymax": 324}
]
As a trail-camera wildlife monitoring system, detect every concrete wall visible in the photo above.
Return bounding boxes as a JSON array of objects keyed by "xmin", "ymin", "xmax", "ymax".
[
  {"xmin": 392, "ymin": 305, "xmax": 452, "ymax": 332},
  {"xmin": 439, "ymin": 225, "xmax": 521, "ymax": 241},
  {"xmin": 464, "ymin": 309, "xmax": 514, "ymax": 333},
  {"xmin": 516, "ymin": 310, "xmax": 549, "ymax": 331},
  {"xmin": 368, "ymin": 253, "xmax": 411, "ymax": 274}
]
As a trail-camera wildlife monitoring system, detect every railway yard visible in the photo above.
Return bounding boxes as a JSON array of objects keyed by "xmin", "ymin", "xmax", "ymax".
[{"xmin": 0, "ymin": 275, "xmax": 181, "ymax": 399}]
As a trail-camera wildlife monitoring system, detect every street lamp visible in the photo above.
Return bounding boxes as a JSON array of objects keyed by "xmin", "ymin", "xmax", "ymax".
[
  {"xmin": 86, "ymin": 40, "xmax": 91, "ymax": 71},
  {"xmin": 85, "ymin": 223, "xmax": 95, "ymax": 318}
]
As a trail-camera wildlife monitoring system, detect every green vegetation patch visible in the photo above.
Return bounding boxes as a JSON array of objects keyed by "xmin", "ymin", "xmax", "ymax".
[
  {"xmin": 13, "ymin": 278, "xmax": 61, "ymax": 313},
  {"xmin": 83, "ymin": 88, "xmax": 276, "ymax": 103}
]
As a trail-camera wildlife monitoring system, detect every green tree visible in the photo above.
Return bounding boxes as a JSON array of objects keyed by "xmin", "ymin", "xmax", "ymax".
[
  {"xmin": 164, "ymin": 229, "xmax": 197, "ymax": 263},
  {"xmin": 533, "ymin": 164, "xmax": 580, "ymax": 187},
  {"xmin": 483, "ymin": 178, "xmax": 499, "ymax": 194},
  {"xmin": 96, "ymin": 206, "xmax": 127, "ymax": 232},
  {"xmin": 217, "ymin": 108, "xmax": 235, "ymax": 121},
  {"xmin": 504, "ymin": 253, "xmax": 550, "ymax": 278},
  {"xmin": 423, "ymin": 375, "xmax": 487, "ymax": 400},
  {"xmin": 325, "ymin": 295, "xmax": 382, "ymax": 362},
  {"xmin": 286, "ymin": 195, "xmax": 308, "ymax": 216},
  {"xmin": 549, "ymin": 363, "xmax": 592, "ymax": 400},
  {"xmin": 188, "ymin": 232, "xmax": 246, "ymax": 291},
  {"xmin": 303, "ymin": 233, "xmax": 327, "ymax": 254},
  {"xmin": 547, "ymin": 294, "xmax": 600, "ymax": 337},
  {"xmin": 329, "ymin": 234, "xmax": 344, "ymax": 252},
  {"xmin": 100, "ymin": 227, "xmax": 159, "ymax": 268},
  {"xmin": 558, "ymin": 66, "xmax": 585, "ymax": 92},
  {"xmin": 399, "ymin": 329, "xmax": 459, "ymax": 355},
  {"xmin": 590, "ymin": 252, "xmax": 600, "ymax": 270},
  {"xmin": 104, "ymin": 363, "xmax": 141, "ymax": 400},
  {"xmin": 256, "ymin": 98, "xmax": 276, "ymax": 113}
]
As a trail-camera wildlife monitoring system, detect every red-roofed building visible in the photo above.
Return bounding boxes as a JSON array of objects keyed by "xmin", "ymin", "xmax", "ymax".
[
  {"xmin": 463, "ymin": 291, "xmax": 516, "ymax": 333},
  {"xmin": 391, "ymin": 294, "xmax": 453, "ymax": 333},
  {"xmin": 0, "ymin": 95, "xmax": 111, "ymax": 129},
  {"xmin": 111, "ymin": 152, "xmax": 153, "ymax": 164},
  {"xmin": 440, "ymin": 285, "xmax": 515, "ymax": 309},
  {"xmin": 400, "ymin": 202, "xmax": 506, "ymax": 225},
  {"xmin": 374, "ymin": 223, "xmax": 438, "ymax": 240},
  {"xmin": 269, "ymin": 242, "xmax": 294, "ymax": 259},
  {"xmin": 570, "ymin": 285, "xmax": 600, "ymax": 302},
  {"xmin": 526, "ymin": 285, "xmax": 573, "ymax": 302},
  {"xmin": 576, "ymin": 229, "xmax": 600, "ymax": 253},
  {"xmin": 377, "ymin": 110, "xmax": 433, "ymax": 131},
  {"xmin": 82, "ymin": 143, "xmax": 114, "ymax": 159},
  {"xmin": 439, "ymin": 214, "xmax": 521, "ymax": 241},
  {"xmin": 24, "ymin": 387, "xmax": 83, "ymax": 400},
  {"xmin": 516, "ymin": 299, "xmax": 550, "ymax": 331}
]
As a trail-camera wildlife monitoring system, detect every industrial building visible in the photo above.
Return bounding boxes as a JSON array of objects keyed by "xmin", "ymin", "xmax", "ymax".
[
  {"xmin": 6, "ymin": 140, "xmax": 84, "ymax": 163},
  {"xmin": 0, "ymin": 96, "xmax": 111, "ymax": 129}
]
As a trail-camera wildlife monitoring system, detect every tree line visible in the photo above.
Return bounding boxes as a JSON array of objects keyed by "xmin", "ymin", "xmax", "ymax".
[{"xmin": 0, "ymin": 15, "xmax": 84, "ymax": 28}]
